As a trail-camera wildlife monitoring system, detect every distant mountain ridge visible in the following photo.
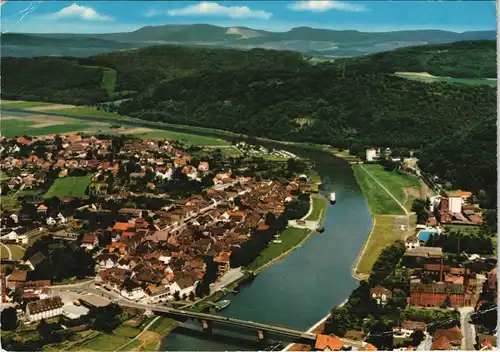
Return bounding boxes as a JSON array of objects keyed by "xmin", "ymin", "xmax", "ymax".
[{"xmin": 1, "ymin": 24, "xmax": 496, "ymax": 58}]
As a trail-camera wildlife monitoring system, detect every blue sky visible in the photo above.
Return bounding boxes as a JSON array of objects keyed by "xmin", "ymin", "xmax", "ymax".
[{"xmin": 1, "ymin": 1, "xmax": 497, "ymax": 34}]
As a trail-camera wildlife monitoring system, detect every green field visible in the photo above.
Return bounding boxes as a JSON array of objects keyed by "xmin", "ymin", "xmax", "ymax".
[
  {"xmin": 361, "ymin": 164, "xmax": 425, "ymax": 211},
  {"xmin": 101, "ymin": 68, "xmax": 117, "ymax": 96},
  {"xmin": 353, "ymin": 165, "xmax": 404, "ymax": 215},
  {"xmin": 219, "ymin": 146, "xmax": 243, "ymax": 157},
  {"xmin": 2, "ymin": 101, "xmax": 58, "ymax": 109},
  {"xmin": 50, "ymin": 107, "xmax": 128, "ymax": 121},
  {"xmin": 305, "ymin": 195, "xmax": 328, "ymax": 221},
  {"xmin": 394, "ymin": 73, "xmax": 497, "ymax": 87},
  {"xmin": 247, "ymin": 227, "xmax": 310, "ymax": 271},
  {"xmin": 1, "ymin": 189, "xmax": 44, "ymax": 211},
  {"xmin": 355, "ymin": 215, "xmax": 403, "ymax": 276},
  {"xmin": 1, "ymin": 119, "xmax": 90, "ymax": 138},
  {"xmin": 134, "ymin": 130, "xmax": 230, "ymax": 146},
  {"xmin": 44, "ymin": 175, "xmax": 92, "ymax": 198}
]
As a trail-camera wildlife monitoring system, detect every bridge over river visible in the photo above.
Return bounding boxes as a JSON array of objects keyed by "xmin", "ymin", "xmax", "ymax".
[{"xmin": 119, "ymin": 300, "xmax": 317, "ymax": 341}]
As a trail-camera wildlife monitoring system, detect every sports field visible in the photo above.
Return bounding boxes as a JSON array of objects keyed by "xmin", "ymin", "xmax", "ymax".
[{"xmin": 44, "ymin": 175, "xmax": 92, "ymax": 198}]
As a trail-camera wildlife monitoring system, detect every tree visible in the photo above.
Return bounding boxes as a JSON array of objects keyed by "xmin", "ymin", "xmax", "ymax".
[
  {"xmin": 1, "ymin": 307, "xmax": 18, "ymax": 331},
  {"xmin": 173, "ymin": 291, "xmax": 180, "ymax": 301},
  {"xmin": 410, "ymin": 330, "xmax": 425, "ymax": 347},
  {"xmin": 324, "ymin": 307, "xmax": 353, "ymax": 337},
  {"xmin": 367, "ymin": 321, "xmax": 394, "ymax": 350}
]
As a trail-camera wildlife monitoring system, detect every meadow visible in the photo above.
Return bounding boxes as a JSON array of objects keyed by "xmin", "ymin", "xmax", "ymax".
[
  {"xmin": 44, "ymin": 175, "xmax": 92, "ymax": 198},
  {"xmin": 247, "ymin": 227, "xmax": 310, "ymax": 271},
  {"xmin": 134, "ymin": 130, "xmax": 230, "ymax": 146},
  {"xmin": 394, "ymin": 73, "xmax": 497, "ymax": 87},
  {"xmin": 360, "ymin": 164, "xmax": 425, "ymax": 211},
  {"xmin": 352, "ymin": 165, "xmax": 404, "ymax": 215}
]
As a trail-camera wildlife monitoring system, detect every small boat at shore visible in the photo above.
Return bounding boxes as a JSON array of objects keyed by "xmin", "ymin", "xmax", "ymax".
[
  {"xmin": 329, "ymin": 192, "xmax": 336, "ymax": 204},
  {"xmin": 215, "ymin": 299, "xmax": 231, "ymax": 311}
]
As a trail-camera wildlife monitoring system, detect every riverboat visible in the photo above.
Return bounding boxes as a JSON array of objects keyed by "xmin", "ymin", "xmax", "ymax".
[
  {"xmin": 215, "ymin": 299, "xmax": 231, "ymax": 311},
  {"xmin": 329, "ymin": 192, "xmax": 336, "ymax": 204}
]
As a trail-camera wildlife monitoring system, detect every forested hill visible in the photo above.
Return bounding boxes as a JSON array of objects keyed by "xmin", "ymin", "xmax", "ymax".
[
  {"xmin": 330, "ymin": 40, "xmax": 496, "ymax": 78},
  {"xmin": 1, "ymin": 42, "xmax": 496, "ymax": 206},
  {"xmin": 1, "ymin": 45, "xmax": 308, "ymax": 103}
]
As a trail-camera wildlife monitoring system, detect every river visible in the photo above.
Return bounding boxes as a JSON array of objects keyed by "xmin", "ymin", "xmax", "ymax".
[{"xmin": 160, "ymin": 144, "xmax": 372, "ymax": 351}]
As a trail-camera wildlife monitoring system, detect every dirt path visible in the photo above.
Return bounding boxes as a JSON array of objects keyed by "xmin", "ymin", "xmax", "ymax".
[
  {"xmin": 29, "ymin": 104, "xmax": 75, "ymax": 111},
  {"xmin": 114, "ymin": 316, "xmax": 160, "ymax": 352}
]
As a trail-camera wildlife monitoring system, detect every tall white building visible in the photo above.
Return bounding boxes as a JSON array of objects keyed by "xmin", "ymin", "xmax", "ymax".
[
  {"xmin": 366, "ymin": 148, "xmax": 377, "ymax": 161},
  {"xmin": 448, "ymin": 195, "xmax": 463, "ymax": 213}
]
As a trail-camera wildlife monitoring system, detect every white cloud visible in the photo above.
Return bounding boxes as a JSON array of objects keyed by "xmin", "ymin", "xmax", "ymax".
[
  {"xmin": 288, "ymin": 1, "xmax": 368, "ymax": 13},
  {"xmin": 158, "ymin": 2, "xmax": 272, "ymax": 20},
  {"xmin": 45, "ymin": 3, "xmax": 113, "ymax": 21}
]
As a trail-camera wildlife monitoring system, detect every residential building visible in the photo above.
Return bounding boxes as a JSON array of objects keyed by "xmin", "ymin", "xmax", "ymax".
[
  {"xmin": 214, "ymin": 251, "xmax": 231, "ymax": 276},
  {"xmin": 448, "ymin": 195, "xmax": 463, "ymax": 214},
  {"xmin": 314, "ymin": 334, "xmax": 343, "ymax": 351},
  {"xmin": 370, "ymin": 286, "xmax": 392, "ymax": 305},
  {"xmin": 365, "ymin": 148, "xmax": 377, "ymax": 162},
  {"xmin": 26, "ymin": 296, "xmax": 64, "ymax": 322},
  {"xmin": 81, "ymin": 234, "xmax": 98, "ymax": 250},
  {"xmin": 409, "ymin": 283, "xmax": 472, "ymax": 307}
]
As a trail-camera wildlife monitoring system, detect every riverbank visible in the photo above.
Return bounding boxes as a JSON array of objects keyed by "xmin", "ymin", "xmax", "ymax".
[{"xmin": 351, "ymin": 164, "xmax": 418, "ymax": 278}]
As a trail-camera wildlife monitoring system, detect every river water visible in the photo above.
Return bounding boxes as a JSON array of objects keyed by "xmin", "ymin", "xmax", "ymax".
[{"xmin": 160, "ymin": 144, "xmax": 372, "ymax": 351}]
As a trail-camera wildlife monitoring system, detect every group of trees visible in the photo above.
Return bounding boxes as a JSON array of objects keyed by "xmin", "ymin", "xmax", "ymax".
[
  {"xmin": 425, "ymin": 230, "xmax": 494, "ymax": 254},
  {"xmin": 230, "ymin": 214, "xmax": 288, "ymax": 267},
  {"xmin": 22, "ymin": 235, "xmax": 95, "ymax": 282},
  {"xmin": 283, "ymin": 193, "xmax": 310, "ymax": 220},
  {"xmin": 369, "ymin": 240, "xmax": 407, "ymax": 286},
  {"xmin": 411, "ymin": 198, "xmax": 430, "ymax": 224}
]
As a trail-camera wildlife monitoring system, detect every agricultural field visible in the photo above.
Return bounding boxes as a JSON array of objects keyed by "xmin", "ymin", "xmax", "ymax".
[
  {"xmin": 394, "ymin": 72, "xmax": 497, "ymax": 87},
  {"xmin": 134, "ymin": 130, "xmax": 230, "ymax": 146},
  {"xmin": 1, "ymin": 118, "xmax": 90, "ymax": 138},
  {"xmin": 1, "ymin": 101, "xmax": 58, "ymax": 109},
  {"xmin": 44, "ymin": 175, "xmax": 92, "ymax": 198},
  {"xmin": 356, "ymin": 164, "xmax": 425, "ymax": 211}
]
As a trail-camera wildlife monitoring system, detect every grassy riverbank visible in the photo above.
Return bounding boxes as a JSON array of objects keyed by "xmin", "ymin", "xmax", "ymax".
[
  {"xmin": 352, "ymin": 164, "xmax": 421, "ymax": 277},
  {"xmin": 305, "ymin": 194, "xmax": 328, "ymax": 221}
]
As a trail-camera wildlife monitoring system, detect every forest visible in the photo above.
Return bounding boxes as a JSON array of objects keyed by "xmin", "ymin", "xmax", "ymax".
[{"xmin": 330, "ymin": 40, "xmax": 497, "ymax": 78}]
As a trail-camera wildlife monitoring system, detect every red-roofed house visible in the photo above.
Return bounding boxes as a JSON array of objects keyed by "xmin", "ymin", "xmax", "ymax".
[
  {"xmin": 214, "ymin": 251, "xmax": 231, "ymax": 276},
  {"xmin": 315, "ymin": 334, "xmax": 343, "ymax": 351}
]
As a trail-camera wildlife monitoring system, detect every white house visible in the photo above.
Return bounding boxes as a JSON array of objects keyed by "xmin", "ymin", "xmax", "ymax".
[
  {"xmin": 120, "ymin": 280, "xmax": 145, "ymax": 301},
  {"xmin": 405, "ymin": 236, "xmax": 420, "ymax": 250},
  {"xmin": 26, "ymin": 296, "xmax": 64, "ymax": 323},
  {"xmin": 46, "ymin": 217, "xmax": 57, "ymax": 226},
  {"xmin": 96, "ymin": 253, "xmax": 119, "ymax": 269},
  {"xmin": 366, "ymin": 148, "xmax": 377, "ymax": 162},
  {"xmin": 448, "ymin": 195, "xmax": 463, "ymax": 214},
  {"xmin": 9, "ymin": 214, "xmax": 19, "ymax": 224},
  {"xmin": 56, "ymin": 213, "xmax": 67, "ymax": 224},
  {"xmin": 174, "ymin": 277, "xmax": 198, "ymax": 298},
  {"xmin": 81, "ymin": 234, "xmax": 98, "ymax": 251},
  {"xmin": 370, "ymin": 286, "xmax": 392, "ymax": 305},
  {"xmin": 147, "ymin": 285, "xmax": 172, "ymax": 304},
  {"xmin": 159, "ymin": 254, "xmax": 172, "ymax": 265}
]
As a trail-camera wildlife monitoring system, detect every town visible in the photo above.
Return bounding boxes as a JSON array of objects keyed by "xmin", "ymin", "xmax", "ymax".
[{"xmin": 0, "ymin": 133, "xmax": 324, "ymax": 351}]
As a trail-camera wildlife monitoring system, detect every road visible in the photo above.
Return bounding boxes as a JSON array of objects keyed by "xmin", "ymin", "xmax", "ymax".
[
  {"xmin": 459, "ymin": 307, "xmax": 476, "ymax": 351},
  {"xmin": 210, "ymin": 268, "xmax": 244, "ymax": 295}
]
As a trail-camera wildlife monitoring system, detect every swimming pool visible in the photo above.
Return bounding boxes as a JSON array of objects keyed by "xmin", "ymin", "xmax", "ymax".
[{"xmin": 418, "ymin": 230, "xmax": 438, "ymax": 241}]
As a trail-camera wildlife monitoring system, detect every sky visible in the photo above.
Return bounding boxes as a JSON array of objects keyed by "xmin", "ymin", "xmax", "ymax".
[{"xmin": 1, "ymin": 1, "xmax": 497, "ymax": 34}]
